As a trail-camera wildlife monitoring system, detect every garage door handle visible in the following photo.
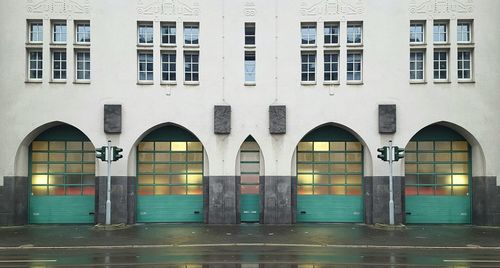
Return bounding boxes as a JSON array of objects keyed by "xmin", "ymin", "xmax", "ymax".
[
  {"xmin": 194, "ymin": 211, "xmax": 200, "ymax": 214},
  {"xmin": 405, "ymin": 212, "xmax": 412, "ymax": 215},
  {"xmin": 89, "ymin": 212, "xmax": 95, "ymax": 215},
  {"xmin": 300, "ymin": 211, "xmax": 306, "ymax": 214}
]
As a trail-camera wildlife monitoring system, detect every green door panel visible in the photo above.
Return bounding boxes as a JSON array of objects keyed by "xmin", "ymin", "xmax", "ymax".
[
  {"xmin": 29, "ymin": 196, "xmax": 94, "ymax": 224},
  {"xmin": 137, "ymin": 195, "xmax": 203, "ymax": 223},
  {"xmin": 297, "ymin": 195, "xmax": 363, "ymax": 222},
  {"xmin": 240, "ymin": 194, "xmax": 259, "ymax": 222},
  {"xmin": 405, "ymin": 196, "xmax": 471, "ymax": 224}
]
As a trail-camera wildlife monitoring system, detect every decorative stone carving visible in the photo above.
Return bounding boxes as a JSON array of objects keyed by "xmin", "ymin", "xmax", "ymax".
[
  {"xmin": 301, "ymin": 0, "xmax": 363, "ymax": 16},
  {"xmin": 409, "ymin": 0, "xmax": 473, "ymax": 14},
  {"xmin": 137, "ymin": 0, "xmax": 199, "ymax": 16},
  {"xmin": 26, "ymin": 0, "xmax": 90, "ymax": 14},
  {"xmin": 244, "ymin": 2, "xmax": 256, "ymax": 16}
]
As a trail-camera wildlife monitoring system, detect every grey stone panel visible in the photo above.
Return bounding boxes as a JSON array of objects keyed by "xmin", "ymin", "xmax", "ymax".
[
  {"xmin": 235, "ymin": 176, "xmax": 241, "ymax": 224},
  {"xmin": 104, "ymin": 104, "xmax": 122, "ymax": 134},
  {"xmin": 259, "ymin": 176, "xmax": 265, "ymax": 224},
  {"xmin": 214, "ymin": 105, "xmax": 231, "ymax": 134},
  {"xmin": 363, "ymin": 176, "xmax": 373, "ymax": 225},
  {"xmin": 203, "ymin": 176, "xmax": 209, "ymax": 224},
  {"xmin": 378, "ymin": 104, "xmax": 396, "ymax": 133},
  {"xmin": 269, "ymin": 105, "xmax": 286, "ymax": 134},
  {"xmin": 127, "ymin": 177, "xmax": 136, "ymax": 224},
  {"xmin": 0, "ymin": 177, "xmax": 28, "ymax": 225},
  {"xmin": 472, "ymin": 176, "xmax": 500, "ymax": 226},
  {"xmin": 96, "ymin": 176, "xmax": 133, "ymax": 224},
  {"xmin": 208, "ymin": 176, "xmax": 237, "ymax": 224},
  {"xmin": 291, "ymin": 176, "xmax": 297, "ymax": 224},
  {"xmin": 370, "ymin": 176, "xmax": 404, "ymax": 225},
  {"xmin": 263, "ymin": 176, "xmax": 292, "ymax": 224}
]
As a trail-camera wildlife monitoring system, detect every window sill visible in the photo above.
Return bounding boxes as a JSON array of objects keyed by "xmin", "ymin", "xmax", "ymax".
[
  {"xmin": 300, "ymin": 44, "xmax": 317, "ymax": 49},
  {"xmin": 50, "ymin": 42, "xmax": 67, "ymax": 46},
  {"xmin": 433, "ymin": 42, "xmax": 450, "ymax": 46},
  {"xmin": 160, "ymin": 44, "xmax": 177, "ymax": 48},
  {"xmin": 458, "ymin": 80, "xmax": 475, "ymax": 84},
  {"xmin": 184, "ymin": 44, "xmax": 200, "ymax": 49},
  {"xmin": 410, "ymin": 42, "xmax": 427, "ymax": 47},
  {"xmin": 346, "ymin": 43, "xmax": 363, "ymax": 47},
  {"xmin": 244, "ymin": 44, "xmax": 256, "ymax": 49},
  {"xmin": 346, "ymin": 81, "xmax": 363, "ymax": 85},
  {"xmin": 409, "ymin": 80, "xmax": 427, "ymax": 84},
  {"xmin": 323, "ymin": 81, "xmax": 340, "ymax": 85},
  {"xmin": 324, "ymin": 43, "xmax": 340, "ymax": 48},
  {"xmin": 244, "ymin": 82, "xmax": 256, "ymax": 86},
  {"xmin": 49, "ymin": 80, "xmax": 67, "ymax": 84},
  {"xmin": 301, "ymin": 81, "xmax": 317, "ymax": 86},
  {"xmin": 137, "ymin": 43, "xmax": 154, "ymax": 47},
  {"xmin": 433, "ymin": 80, "xmax": 451, "ymax": 84},
  {"xmin": 184, "ymin": 81, "xmax": 200, "ymax": 85},
  {"xmin": 73, "ymin": 80, "xmax": 91, "ymax": 84},
  {"xmin": 74, "ymin": 43, "xmax": 91, "ymax": 47},
  {"xmin": 25, "ymin": 80, "xmax": 43, "ymax": 84},
  {"xmin": 25, "ymin": 42, "xmax": 43, "ymax": 47},
  {"xmin": 137, "ymin": 81, "xmax": 154, "ymax": 85},
  {"xmin": 161, "ymin": 81, "xmax": 177, "ymax": 85},
  {"xmin": 457, "ymin": 42, "xmax": 474, "ymax": 46}
]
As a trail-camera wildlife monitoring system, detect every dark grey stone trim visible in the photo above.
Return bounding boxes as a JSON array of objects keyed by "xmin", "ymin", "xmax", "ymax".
[
  {"xmin": 263, "ymin": 176, "xmax": 292, "ymax": 224},
  {"xmin": 208, "ymin": 176, "xmax": 237, "ymax": 224},
  {"xmin": 472, "ymin": 176, "xmax": 500, "ymax": 226},
  {"xmin": 365, "ymin": 176, "xmax": 404, "ymax": 225},
  {"xmin": 235, "ymin": 176, "xmax": 241, "ymax": 224},
  {"xmin": 269, "ymin": 105, "xmax": 286, "ymax": 134},
  {"xmin": 363, "ymin": 176, "xmax": 373, "ymax": 225},
  {"xmin": 104, "ymin": 104, "xmax": 122, "ymax": 134},
  {"xmin": 214, "ymin": 105, "xmax": 231, "ymax": 134},
  {"xmin": 96, "ymin": 176, "xmax": 135, "ymax": 224},
  {"xmin": 127, "ymin": 177, "xmax": 136, "ymax": 224},
  {"xmin": 259, "ymin": 176, "xmax": 265, "ymax": 224},
  {"xmin": 203, "ymin": 176, "xmax": 209, "ymax": 224},
  {"xmin": 291, "ymin": 176, "xmax": 297, "ymax": 224},
  {"xmin": 0, "ymin": 177, "xmax": 28, "ymax": 225},
  {"xmin": 378, "ymin": 104, "xmax": 396, "ymax": 134}
]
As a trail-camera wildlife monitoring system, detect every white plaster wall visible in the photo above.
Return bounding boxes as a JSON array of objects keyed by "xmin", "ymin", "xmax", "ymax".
[{"xmin": 0, "ymin": 0, "xmax": 499, "ymax": 185}]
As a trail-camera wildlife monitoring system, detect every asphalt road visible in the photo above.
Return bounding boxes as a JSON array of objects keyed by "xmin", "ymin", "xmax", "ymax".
[{"xmin": 0, "ymin": 246, "xmax": 500, "ymax": 267}]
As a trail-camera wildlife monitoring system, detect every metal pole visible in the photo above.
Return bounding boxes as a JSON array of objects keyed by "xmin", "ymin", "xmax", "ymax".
[
  {"xmin": 105, "ymin": 140, "xmax": 111, "ymax": 225},
  {"xmin": 389, "ymin": 140, "xmax": 395, "ymax": 225}
]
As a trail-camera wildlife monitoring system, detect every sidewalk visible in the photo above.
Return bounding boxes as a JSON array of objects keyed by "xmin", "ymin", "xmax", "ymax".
[{"xmin": 1, "ymin": 223, "xmax": 500, "ymax": 249}]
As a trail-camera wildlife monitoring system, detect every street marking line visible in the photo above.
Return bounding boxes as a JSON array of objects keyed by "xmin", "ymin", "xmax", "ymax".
[
  {"xmin": 444, "ymin": 260, "xmax": 500, "ymax": 263},
  {"xmin": 0, "ymin": 260, "xmax": 56, "ymax": 263}
]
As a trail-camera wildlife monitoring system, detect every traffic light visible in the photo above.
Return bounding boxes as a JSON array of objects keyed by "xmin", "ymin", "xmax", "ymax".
[
  {"xmin": 96, "ymin": 146, "xmax": 108, "ymax": 162},
  {"xmin": 377, "ymin": 146, "xmax": 389, "ymax": 162},
  {"xmin": 393, "ymin": 146, "xmax": 405, "ymax": 161},
  {"xmin": 112, "ymin": 146, "xmax": 123, "ymax": 161}
]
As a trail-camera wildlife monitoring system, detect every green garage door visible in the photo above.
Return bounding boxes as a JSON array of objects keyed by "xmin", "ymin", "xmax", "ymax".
[
  {"xmin": 239, "ymin": 138, "xmax": 261, "ymax": 222},
  {"xmin": 297, "ymin": 125, "xmax": 364, "ymax": 223},
  {"xmin": 137, "ymin": 125, "xmax": 204, "ymax": 223},
  {"xmin": 29, "ymin": 125, "xmax": 95, "ymax": 224},
  {"xmin": 405, "ymin": 125, "xmax": 471, "ymax": 224}
]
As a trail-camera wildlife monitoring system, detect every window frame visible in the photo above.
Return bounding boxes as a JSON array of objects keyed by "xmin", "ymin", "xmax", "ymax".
[
  {"xmin": 300, "ymin": 51, "xmax": 316, "ymax": 83},
  {"xmin": 324, "ymin": 22, "xmax": 340, "ymax": 46},
  {"xmin": 410, "ymin": 50, "xmax": 425, "ymax": 82},
  {"xmin": 137, "ymin": 51, "xmax": 154, "ymax": 82},
  {"xmin": 137, "ymin": 22, "xmax": 154, "ymax": 45},
  {"xmin": 161, "ymin": 22, "xmax": 176, "ymax": 46},
  {"xmin": 51, "ymin": 50, "xmax": 67, "ymax": 81},
  {"xmin": 301, "ymin": 22, "xmax": 317, "ymax": 46},
  {"xmin": 433, "ymin": 21, "xmax": 448, "ymax": 44},
  {"xmin": 245, "ymin": 22, "xmax": 256, "ymax": 46},
  {"xmin": 457, "ymin": 20, "xmax": 473, "ymax": 44},
  {"xmin": 346, "ymin": 22, "xmax": 363, "ymax": 45},
  {"xmin": 346, "ymin": 51, "xmax": 363, "ymax": 82},
  {"xmin": 75, "ymin": 50, "xmax": 91, "ymax": 82},
  {"xmin": 27, "ymin": 50, "xmax": 43, "ymax": 81},
  {"xmin": 183, "ymin": 22, "xmax": 200, "ymax": 46},
  {"xmin": 457, "ymin": 49, "xmax": 473, "ymax": 81},
  {"xmin": 244, "ymin": 51, "xmax": 256, "ymax": 84},
  {"xmin": 161, "ymin": 51, "xmax": 177, "ymax": 83},
  {"xmin": 28, "ymin": 20, "xmax": 43, "ymax": 44},
  {"xmin": 75, "ymin": 21, "xmax": 91, "ymax": 44},
  {"xmin": 433, "ymin": 50, "xmax": 449, "ymax": 81},
  {"xmin": 323, "ymin": 51, "xmax": 339, "ymax": 83},
  {"xmin": 410, "ymin": 21, "xmax": 425, "ymax": 44},
  {"xmin": 52, "ymin": 21, "xmax": 67, "ymax": 44},
  {"xmin": 184, "ymin": 51, "xmax": 199, "ymax": 83}
]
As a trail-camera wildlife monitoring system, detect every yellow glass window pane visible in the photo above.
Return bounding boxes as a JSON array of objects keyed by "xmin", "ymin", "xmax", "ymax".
[
  {"xmin": 32, "ymin": 141, "xmax": 48, "ymax": 151},
  {"xmin": 331, "ymin": 175, "xmax": 345, "ymax": 184},
  {"xmin": 332, "ymin": 164, "xmax": 346, "ymax": 172},
  {"xmin": 67, "ymin": 164, "xmax": 82, "ymax": 173},
  {"xmin": 188, "ymin": 186, "xmax": 203, "ymax": 195},
  {"xmin": 241, "ymin": 174, "xmax": 259, "ymax": 184},
  {"xmin": 138, "ymin": 164, "xmax": 154, "ymax": 173},
  {"xmin": 298, "ymin": 142, "xmax": 313, "ymax": 151},
  {"xmin": 405, "ymin": 153, "xmax": 417, "ymax": 162},
  {"xmin": 66, "ymin": 175, "xmax": 81, "ymax": 184},
  {"xmin": 82, "ymin": 175, "xmax": 94, "ymax": 185},
  {"xmin": 405, "ymin": 164, "xmax": 417, "ymax": 173},
  {"xmin": 139, "ymin": 153, "xmax": 154, "ymax": 162},
  {"xmin": 171, "ymin": 142, "xmax": 187, "ymax": 151},
  {"xmin": 188, "ymin": 152, "xmax": 202, "ymax": 162},
  {"xmin": 453, "ymin": 186, "xmax": 468, "ymax": 196},
  {"xmin": 314, "ymin": 164, "xmax": 329, "ymax": 173},
  {"xmin": 436, "ymin": 175, "xmax": 452, "ymax": 185},
  {"xmin": 187, "ymin": 174, "xmax": 203, "ymax": 184},
  {"xmin": 418, "ymin": 175, "xmax": 434, "ymax": 185},
  {"xmin": 32, "ymin": 164, "xmax": 48, "ymax": 173},
  {"xmin": 298, "ymin": 186, "xmax": 313, "ymax": 195},
  {"xmin": 83, "ymin": 142, "xmax": 94, "ymax": 151},
  {"xmin": 330, "ymin": 186, "xmax": 345, "ymax": 195},
  {"xmin": 452, "ymin": 164, "xmax": 468, "ymax": 173},
  {"xmin": 405, "ymin": 175, "xmax": 417, "ymax": 185},
  {"xmin": 32, "ymin": 152, "xmax": 48, "ymax": 162},
  {"xmin": 241, "ymin": 185, "xmax": 259, "ymax": 194},
  {"xmin": 452, "ymin": 152, "xmax": 468, "ymax": 162},
  {"xmin": 138, "ymin": 186, "xmax": 154, "ymax": 195},
  {"xmin": 452, "ymin": 175, "xmax": 469, "ymax": 185},
  {"xmin": 83, "ymin": 153, "xmax": 95, "ymax": 162},
  {"xmin": 331, "ymin": 153, "xmax": 345, "ymax": 162},
  {"xmin": 435, "ymin": 153, "xmax": 451, "ymax": 162},
  {"xmin": 49, "ymin": 141, "xmax": 65, "ymax": 150},
  {"xmin": 155, "ymin": 164, "xmax": 169, "ymax": 173},
  {"xmin": 32, "ymin": 186, "xmax": 47, "ymax": 195},
  {"xmin": 297, "ymin": 152, "xmax": 312, "ymax": 162},
  {"xmin": 138, "ymin": 142, "xmax": 154, "ymax": 151},
  {"xmin": 67, "ymin": 142, "xmax": 82, "ymax": 151},
  {"xmin": 418, "ymin": 164, "xmax": 433, "ymax": 173},
  {"xmin": 313, "ymin": 142, "xmax": 329, "ymax": 152},
  {"xmin": 346, "ymin": 186, "xmax": 362, "ymax": 195},
  {"xmin": 346, "ymin": 142, "xmax": 362, "ymax": 151},
  {"xmin": 314, "ymin": 174, "xmax": 329, "ymax": 184},
  {"xmin": 171, "ymin": 164, "xmax": 186, "ymax": 173},
  {"xmin": 171, "ymin": 186, "xmax": 186, "ymax": 194},
  {"xmin": 297, "ymin": 174, "xmax": 313, "ymax": 184},
  {"xmin": 155, "ymin": 153, "xmax": 169, "ymax": 162},
  {"xmin": 452, "ymin": 141, "xmax": 468, "ymax": 151},
  {"xmin": 48, "ymin": 186, "xmax": 65, "ymax": 195},
  {"xmin": 32, "ymin": 175, "xmax": 47, "ymax": 185},
  {"xmin": 314, "ymin": 186, "xmax": 329, "ymax": 195},
  {"xmin": 346, "ymin": 175, "xmax": 361, "ymax": 185},
  {"xmin": 418, "ymin": 153, "xmax": 433, "ymax": 162},
  {"xmin": 48, "ymin": 175, "xmax": 64, "ymax": 185},
  {"xmin": 188, "ymin": 164, "xmax": 203, "ymax": 173},
  {"xmin": 418, "ymin": 142, "xmax": 433, "ymax": 150},
  {"xmin": 171, "ymin": 152, "xmax": 186, "ymax": 162},
  {"xmin": 297, "ymin": 164, "xmax": 312, "ymax": 173},
  {"xmin": 405, "ymin": 142, "xmax": 417, "ymax": 151},
  {"xmin": 314, "ymin": 152, "xmax": 329, "ymax": 162},
  {"xmin": 49, "ymin": 153, "xmax": 65, "ymax": 162},
  {"xmin": 154, "ymin": 175, "xmax": 169, "ymax": 184},
  {"xmin": 155, "ymin": 186, "xmax": 170, "ymax": 195},
  {"xmin": 418, "ymin": 186, "xmax": 434, "ymax": 195},
  {"xmin": 346, "ymin": 153, "xmax": 362, "ymax": 162},
  {"xmin": 155, "ymin": 142, "xmax": 170, "ymax": 151},
  {"xmin": 49, "ymin": 164, "xmax": 65, "ymax": 173},
  {"xmin": 346, "ymin": 164, "xmax": 362, "ymax": 173},
  {"xmin": 435, "ymin": 164, "xmax": 451, "ymax": 173},
  {"xmin": 83, "ymin": 164, "xmax": 94, "ymax": 173},
  {"xmin": 171, "ymin": 174, "xmax": 186, "ymax": 184},
  {"xmin": 435, "ymin": 186, "xmax": 452, "ymax": 195},
  {"xmin": 330, "ymin": 142, "xmax": 345, "ymax": 151},
  {"xmin": 138, "ymin": 175, "xmax": 154, "ymax": 184},
  {"xmin": 435, "ymin": 141, "xmax": 451, "ymax": 151},
  {"xmin": 188, "ymin": 142, "xmax": 203, "ymax": 151}
]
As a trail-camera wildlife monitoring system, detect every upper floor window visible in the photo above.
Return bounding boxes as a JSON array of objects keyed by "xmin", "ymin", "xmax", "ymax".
[
  {"xmin": 324, "ymin": 22, "xmax": 339, "ymax": 45},
  {"xmin": 244, "ymin": 51, "xmax": 256, "ymax": 83},
  {"xmin": 410, "ymin": 22, "xmax": 425, "ymax": 43},
  {"xmin": 458, "ymin": 50, "xmax": 472, "ymax": 80},
  {"xmin": 457, "ymin": 21, "xmax": 472, "ymax": 43},
  {"xmin": 347, "ymin": 52, "xmax": 362, "ymax": 81},
  {"xmin": 138, "ymin": 52, "xmax": 153, "ymax": 81},
  {"xmin": 324, "ymin": 51, "xmax": 339, "ymax": 82},
  {"xmin": 184, "ymin": 51, "xmax": 199, "ymax": 82},
  {"xmin": 245, "ymin": 22, "xmax": 256, "ymax": 46},
  {"xmin": 138, "ymin": 23, "xmax": 153, "ymax": 44},
  {"xmin": 184, "ymin": 23, "xmax": 199, "ymax": 45},
  {"xmin": 410, "ymin": 51, "xmax": 425, "ymax": 81},
  {"xmin": 301, "ymin": 51, "xmax": 316, "ymax": 82},
  {"xmin": 347, "ymin": 23, "xmax": 362, "ymax": 44},
  {"xmin": 75, "ymin": 51, "xmax": 90, "ymax": 81},
  {"xmin": 52, "ymin": 51, "xmax": 67, "ymax": 80},
  {"xmin": 161, "ymin": 22, "xmax": 176, "ymax": 45},
  {"xmin": 433, "ymin": 22, "xmax": 448, "ymax": 43},
  {"xmin": 433, "ymin": 50, "xmax": 448, "ymax": 80},
  {"xmin": 301, "ymin": 22, "xmax": 316, "ymax": 45},
  {"xmin": 75, "ymin": 22, "xmax": 90, "ymax": 43},
  {"xmin": 28, "ymin": 51, "xmax": 43, "ymax": 80},
  {"xmin": 161, "ymin": 51, "xmax": 176, "ymax": 82},
  {"xmin": 52, "ymin": 22, "xmax": 67, "ymax": 43},
  {"xmin": 29, "ymin": 21, "xmax": 43, "ymax": 43}
]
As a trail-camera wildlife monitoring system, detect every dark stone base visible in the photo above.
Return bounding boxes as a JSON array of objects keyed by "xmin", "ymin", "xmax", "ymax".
[
  {"xmin": 207, "ymin": 176, "xmax": 237, "ymax": 224},
  {"xmin": 263, "ymin": 176, "xmax": 292, "ymax": 224},
  {"xmin": 364, "ymin": 176, "xmax": 404, "ymax": 225},
  {"xmin": 473, "ymin": 176, "xmax": 500, "ymax": 226},
  {"xmin": 96, "ymin": 176, "xmax": 136, "ymax": 225},
  {"xmin": 0, "ymin": 177, "xmax": 28, "ymax": 225}
]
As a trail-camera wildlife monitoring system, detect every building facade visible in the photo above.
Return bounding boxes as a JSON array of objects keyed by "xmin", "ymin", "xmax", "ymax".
[{"xmin": 0, "ymin": 0, "xmax": 499, "ymax": 225}]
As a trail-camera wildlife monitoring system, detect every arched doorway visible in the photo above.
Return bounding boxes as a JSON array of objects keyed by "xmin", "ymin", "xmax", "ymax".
[
  {"xmin": 29, "ymin": 124, "xmax": 95, "ymax": 224},
  {"xmin": 296, "ymin": 125, "xmax": 364, "ymax": 222},
  {"xmin": 238, "ymin": 136, "xmax": 263, "ymax": 223},
  {"xmin": 136, "ymin": 124, "xmax": 204, "ymax": 222},
  {"xmin": 404, "ymin": 124, "xmax": 471, "ymax": 224}
]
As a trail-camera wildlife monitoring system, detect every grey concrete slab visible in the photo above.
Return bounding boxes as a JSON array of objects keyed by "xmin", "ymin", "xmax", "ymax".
[
  {"xmin": 473, "ymin": 176, "xmax": 500, "ymax": 226},
  {"xmin": 367, "ymin": 176, "xmax": 404, "ymax": 225},
  {"xmin": 378, "ymin": 105, "xmax": 396, "ymax": 133},
  {"xmin": 208, "ymin": 176, "xmax": 237, "ymax": 224},
  {"xmin": 0, "ymin": 177, "xmax": 28, "ymax": 225},
  {"xmin": 214, "ymin": 105, "xmax": 231, "ymax": 134},
  {"xmin": 269, "ymin": 106, "xmax": 286, "ymax": 134},
  {"xmin": 104, "ymin": 104, "xmax": 122, "ymax": 134},
  {"xmin": 263, "ymin": 176, "xmax": 292, "ymax": 224},
  {"xmin": 96, "ymin": 176, "xmax": 135, "ymax": 224}
]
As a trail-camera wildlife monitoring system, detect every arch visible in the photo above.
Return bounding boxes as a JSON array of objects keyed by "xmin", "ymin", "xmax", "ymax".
[{"xmin": 235, "ymin": 135, "xmax": 266, "ymax": 176}]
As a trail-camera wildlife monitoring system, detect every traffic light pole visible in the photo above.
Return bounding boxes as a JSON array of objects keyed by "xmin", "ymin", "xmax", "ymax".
[
  {"xmin": 106, "ymin": 140, "xmax": 111, "ymax": 225},
  {"xmin": 389, "ymin": 140, "xmax": 394, "ymax": 225}
]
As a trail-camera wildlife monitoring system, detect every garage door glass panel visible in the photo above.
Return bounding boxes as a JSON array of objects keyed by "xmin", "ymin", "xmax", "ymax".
[{"xmin": 240, "ymin": 140, "xmax": 261, "ymax": 222}]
